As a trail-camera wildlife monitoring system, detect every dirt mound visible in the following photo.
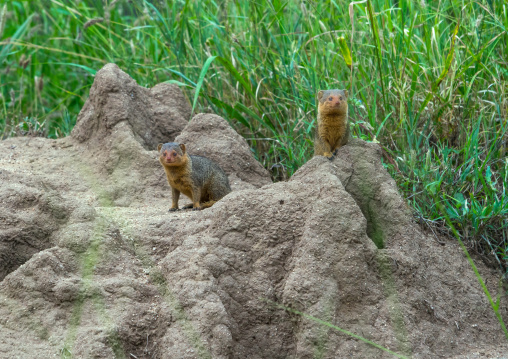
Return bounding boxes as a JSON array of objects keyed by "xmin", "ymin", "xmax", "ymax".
[
  {"xmin": 67, "ymin": 64, "xmax": 269, "ymax": 207},
  {"xmin": 333, "ymin": 140, "xmax": 508, "ymax": 357},
  {"xmin": 0, "ymin": 169, "xmax": 67, "ymax": 281},
  {"xmin": 1, "ymin": 64, "xmax": 507, "ymax": 358},
  {"xmin": 71, "ymin": 63, "xmax": 190, "ymax": 148},
  {"xmin": 333, "ymin": 139, "xmax": 413, "ymax": 249}
]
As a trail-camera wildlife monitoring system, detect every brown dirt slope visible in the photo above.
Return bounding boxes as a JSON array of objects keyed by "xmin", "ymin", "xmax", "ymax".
[{"xmin": 0, "ymin": 63, "xmax": 507, "ymax": 359}]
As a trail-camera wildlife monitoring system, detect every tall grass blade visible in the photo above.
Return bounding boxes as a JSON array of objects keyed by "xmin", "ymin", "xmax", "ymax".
[
  {"xmin": 143, "ymin": 0, "xmax": 172, "ymax": 45},
  {"xmin": 338, "ymin": 36, "xmax": 352, "ymax": 70},
  {"xmin": 349, "ymin": 0, "xmax": 367, "ymax": 94},
  {"xmin": 417, "ymin": 21, "xmax": 459, "ymax": 121},
  {"xmin": 216, "ymin": 56, "xmax": 256, "ymax": 101},
  {"xmin": 366, "ymin": 0, "xmax": 387, "ymax": 114},
  {"xmin": 191, "ymin": 55, "xmax": 217, "ymax": 118},
  {"xmin": 52, "ymin": 63, "xmax": 98, "ymax": 76},
  {"xmin": 0, "ymin": 14, "xmax": 33, "ymax": 64},
  {"xmin": 0, "ymin": 4, "xmax": 7, "ymax": 39},
  {"xmin": 0, "ymin": 41, "xmax": 104, "ymax": 62}
]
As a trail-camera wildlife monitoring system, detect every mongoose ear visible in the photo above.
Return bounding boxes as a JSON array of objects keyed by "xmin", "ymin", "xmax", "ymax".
[
  {"xmin": 317, "ymin": 90, "xmax": 324, "ymax": 100},
  {"xmin": 179, "ymin": 143, "xmax": 186, "ymax": 153},
  {"xmin": 157, "ymin": 143, "xmax": 163, "ymax": 152},
  {"xmin": 344, "ymin": 90, "xmax": 349, "ymax": 98}
]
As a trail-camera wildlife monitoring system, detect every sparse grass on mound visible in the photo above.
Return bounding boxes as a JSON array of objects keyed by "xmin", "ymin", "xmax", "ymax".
[{"xmin": 0, "ymin": 1, "xmax": 507, "ymax": 271}]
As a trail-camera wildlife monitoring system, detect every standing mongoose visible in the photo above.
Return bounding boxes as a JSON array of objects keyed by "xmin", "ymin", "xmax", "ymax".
[
  {"xmin": 158, "ymin": 142, "xmax": 231, "ymax": 211},
  {"xmin": 314, "ymin": 89, "xmax": 350, "ymax": 158}
]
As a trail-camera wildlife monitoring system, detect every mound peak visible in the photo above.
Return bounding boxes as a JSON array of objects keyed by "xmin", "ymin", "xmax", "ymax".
[{"xmin": 71, "ymin": 63, "xmax": 190, "ymax": 148}]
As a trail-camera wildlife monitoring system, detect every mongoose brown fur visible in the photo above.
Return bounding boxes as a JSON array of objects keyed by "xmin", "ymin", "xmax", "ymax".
[
  {"xmin": 158, "ymin": 142, "xmax": 231, "ymax": 211},
  {"xmin": 314, "ymin": 89, "xmax": 350, "ymax": 158}
]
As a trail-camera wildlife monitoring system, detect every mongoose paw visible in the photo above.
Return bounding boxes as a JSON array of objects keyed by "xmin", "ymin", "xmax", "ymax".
[
  {"xmin": 324, "ymin": 152, "xmax": 335, "ymax": 160},
  {"xmin": 168, "ymin": 207, "xmax": 179, "ymax": 212}
]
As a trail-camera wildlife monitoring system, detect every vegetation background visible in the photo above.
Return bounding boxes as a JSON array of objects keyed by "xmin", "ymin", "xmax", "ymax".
[{"xmin": 0, "ymin": 0, "xmax": 507, "ymax": 274}]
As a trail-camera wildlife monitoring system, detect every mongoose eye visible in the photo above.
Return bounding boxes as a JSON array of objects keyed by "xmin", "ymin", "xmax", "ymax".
[
  {"xmin": 339, "ymin": 97, "xmax": 342, "ymax": 100},
  {"xmin": 328, "ymin": 97, "xmax": 333, "ymax": 101}
]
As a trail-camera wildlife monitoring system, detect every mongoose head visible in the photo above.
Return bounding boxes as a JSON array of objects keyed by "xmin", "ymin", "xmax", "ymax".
[
  {"xmin": 317, "ymin": 89, "xmax": 348, "ymax": 115},
  {"xmin": 157, "ymin": 142, "xmax": 188, "ymax": 166}
]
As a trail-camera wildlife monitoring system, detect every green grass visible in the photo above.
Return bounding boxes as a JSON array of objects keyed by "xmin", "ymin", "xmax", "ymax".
[{"xmin": 1, "ymin": 1, "xmax": 507, "ymax": 269}]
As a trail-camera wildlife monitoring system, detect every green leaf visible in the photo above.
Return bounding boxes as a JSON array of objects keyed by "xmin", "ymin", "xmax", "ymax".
[
  {"xmin": 208, "ymin": 96, "xmax": 250, "ymax": 129},
  {"xmin": 485, "ymin": 166, "xmax": 497, "ymax": 192},
  {"xmin": 216, "ymin": 56, "xmax": 256, "ymax": 101},
  {"xmin": 0, "ymin": 14, "xmax": 33, "ymax": 64},
  {"xmin": 417, "ymin": 21, "xmax": 460, "ymax": 121},
  {"xmin": 0, "ymin": 4, "xmax": 7, "ymax": 39},
  {"xmin": 426, "ymin": 181, "xmax": 440, "ymax": 195},
  {"xmin": 338, "ymin": 36, "xmax": 352, "ymax": 69},
  {"xmin": 191, "ymin": 55, "xmax": 217, "ymax": 118},
  {"xmin": 51, "ymin": 63, "xmax": 97, "ymax": 76},
  {"xmin": 453, "ymin": 192, "xmax": 465, "ymax": 208},
  {"xmin": 165, "ymin": 80, "xmax": 192, "ymax": 88},
  {"xmin": 161, "ymin": 68, "xmax": 197, "ymax": 87},
  {"xmin": 143, "ymin": 0, "xmax": 172, "ymax": 44}
]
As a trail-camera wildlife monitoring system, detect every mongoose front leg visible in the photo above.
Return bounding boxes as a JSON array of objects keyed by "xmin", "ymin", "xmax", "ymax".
[
  {"xmin": 169, "ymin": 188, "xmax": 180, "ymax": 212},
  {"xmin": 331, "ymin": 126, "xmax": 350, "ymax": 157},
  {"xmin": 320, "ymin": 138, "xmax": 334, "ymax": 159},
  {"xmin": 191, "ymin": 187, "xmax": 202, "ymax": 211},
  {"xmin": 314, "ymin": 136, "xmax": 334, "ymax": 159}
]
